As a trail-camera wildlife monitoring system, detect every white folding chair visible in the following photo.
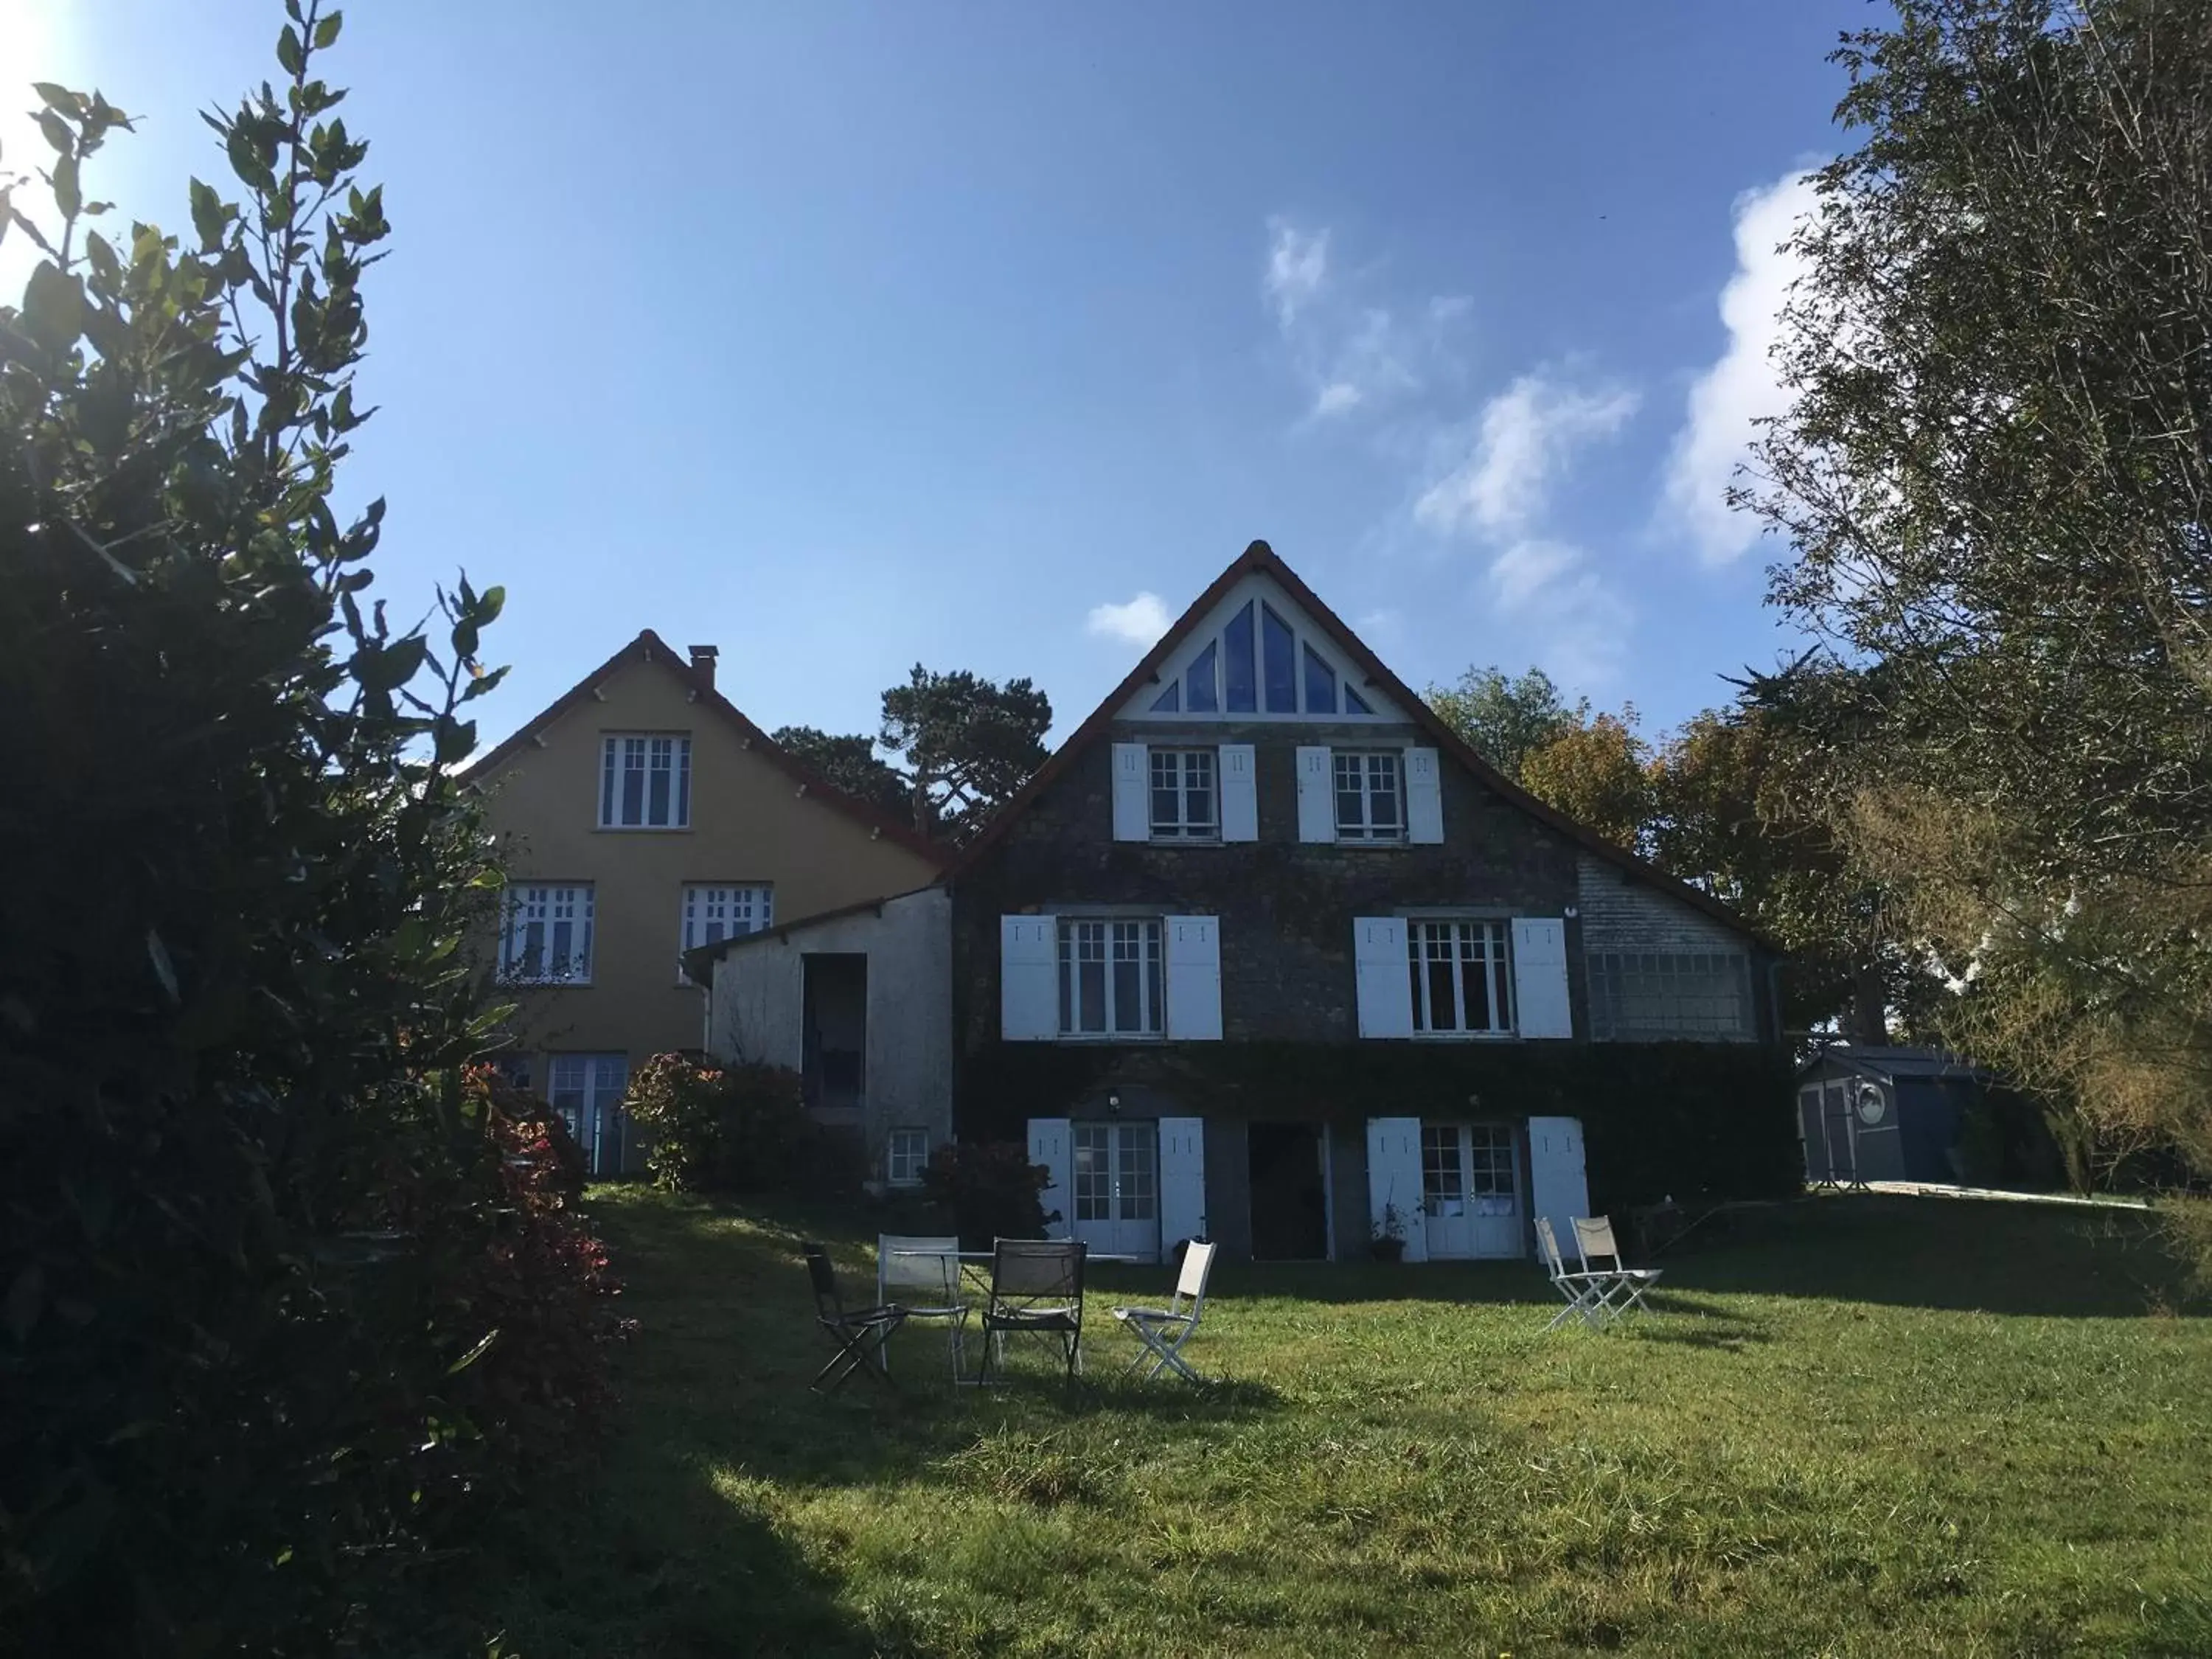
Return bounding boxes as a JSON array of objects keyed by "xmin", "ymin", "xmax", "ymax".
[
  {"xmin": 1571, "ymin": 1215, "xmax": 1663, "ymax": 1322},
  {"xmin": 1110, "ymin": 1239, "xmax": 1218, "ymax": 1382},
  {"xmin": 1534, "ymin": 1216, "xmax": 1614, "ymax": 1331},
  {"xmin": 877, "ymin": 1234, "xmax": 970, "ymax": 1381}
]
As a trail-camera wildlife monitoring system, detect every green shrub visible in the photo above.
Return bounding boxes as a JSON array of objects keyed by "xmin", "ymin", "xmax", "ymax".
[
  {"xmin": 622, "ymin": 1054, "xmax": 849, "ymax": 1194},
  {"xmin": 922, "ymin": 1141, "xmax": 1054, "ymax": 1248},
  {"xmin": 0, "ymin": 17, "xmax": 614, "ymax": 1652}
]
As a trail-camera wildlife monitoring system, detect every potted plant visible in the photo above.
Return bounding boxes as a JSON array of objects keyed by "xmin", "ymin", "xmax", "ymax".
[{"xmin": 1368, "ymin": 1201, "xmax": 1409, "ymax": 1263}]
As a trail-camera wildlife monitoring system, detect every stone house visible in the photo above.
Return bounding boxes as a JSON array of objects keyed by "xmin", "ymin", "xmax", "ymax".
[
  {"xmin": 462, "ymin": 630, "xmax": 945, "ymax": 1173},
  {"xmin": 693, "ymin": 540, "xmax": 1798, "ymax": 1253}
]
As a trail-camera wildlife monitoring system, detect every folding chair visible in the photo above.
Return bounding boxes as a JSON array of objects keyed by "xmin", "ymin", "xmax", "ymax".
[
  {"xmin": 802, "ymin": 1241, "xmax": 907, "ymax": 1394},
  {"xmin": 1571, "ymin": 1214, "xmax": 1664, "ymax": 1322},
  {"xmin": 878, "ymin": 1234, "xmax": 970, "ymax": 1381},
  {"xmin": 1534, "ymin": 1216, "xmax": 1613, "ymax": 1332},
  {"xmin": 977, "ymin": 1238, "xmax": 1086, "ymax": 1386},
  {"xmin": 1111, "ymin": 1239, "xmax": 1218, "ymax": 1382}
]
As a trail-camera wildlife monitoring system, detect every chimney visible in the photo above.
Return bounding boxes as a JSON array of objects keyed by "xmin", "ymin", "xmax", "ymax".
[{"xmin": 688, "ymin": 644, "xmax": 719, "ymax": 690}]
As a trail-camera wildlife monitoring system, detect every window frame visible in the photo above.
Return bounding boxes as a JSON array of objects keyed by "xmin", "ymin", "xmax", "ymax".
[
  {"xmin": 1334, "ymin": 749, "xmax": 1407, "ymax": 843},
  {"xmin": 1586, "ymin": 950, "xmax": 1754, "ymax": 1040},
  {"xmin": 1147, "ymin": 747, "xmax": 1220, "ymax": 841},
  {"xmin": 498, "ymin": 882, "xmax": 597, "ymax": 986},
  {"xmin": 886, "ymin": 1127, "xmax": 929, "ymax": 1187},
  {"xmin": 598, "ymin": 732, "xmax": 693, "ymax": 830},
  {"xmin": 1405, "ymin": 917, "xmax": 1514, "ymax": 1037},
  {"xmin": 676, "ymin": 883, "xmax": 775, "ymax": 982},
  {"xmin": 1055, "ymin": 916, "xmax": 1167, "ymax": 1040}
]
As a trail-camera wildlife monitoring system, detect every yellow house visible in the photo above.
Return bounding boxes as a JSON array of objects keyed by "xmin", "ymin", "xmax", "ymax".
[{"xmin": 461, "ymin": 630, "xmax": 945, "ymax": 1172}]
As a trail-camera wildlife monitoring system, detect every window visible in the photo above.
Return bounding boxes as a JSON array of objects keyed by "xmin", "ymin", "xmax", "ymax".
[
  {"xmin": 1587, "ymin": 951, "xmax": 1753, "ymax": 1040},
  {"xmin": 1074, "ymin": 1121, "xmax": 1157, "ymax": 1222},
  {"xmin": 886, "ymin": 1127, "xmax": 929, "ymax": 1186},
  {"xmin": 1407, "ymin": 919, "xmax": 1512, "ymax": 1036},
  {"xmin": 679, "ymin": 883, "xmax": 773, "ymax": 978},
  {"xmin": 1223, "ymin": 601, "xmax": 1258, "ymax": 712},
  {"xmin": 599, "ymin": 734, "xmax": 692, "ymax": 828},
  {"xmin": 1262, "ymin": 604, "xmax": 1297, "ymax": 712},
  {"xmin": 1141, "ymin": 586, "xmax": 1388, "ymax": 718},
  {"xmin": 1149, "ymin": 749, "xmax": 1217, "ymax": 839},
  {"xmin": 1057, "ymin": 917, "xmax": 1165, "ymax": 1037},
  {"xmin": 1186, "ymin": 641, "xmax": 1220, "ymax": 712},
  {"xmin": 500, "ymin": 883, "xmax": 595, "ymax": 984},
  {"xmin": 549, "ymin": 1052, "xmax": 628, "ymax": 1174},
  {"xmin": 1421, "ymin": 1124, "xmax": 1465, "ymax": 1210},
  {"xmin": 1422, "ymin": 1123, "xmax": 1517, "ymax": 1221},
  {"xmin": 1335, "ymin": 751, "xmax": 1404, "ymax": 841},
  {"xmin": 1304, "ymin": 644, "xmax": 1337, "ymax": 714}
]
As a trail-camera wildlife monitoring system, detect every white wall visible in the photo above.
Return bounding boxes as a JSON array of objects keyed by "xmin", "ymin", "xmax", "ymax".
[{"xmin": 705, "ymin": 888, "xmax": 954, "ymax": 1167}]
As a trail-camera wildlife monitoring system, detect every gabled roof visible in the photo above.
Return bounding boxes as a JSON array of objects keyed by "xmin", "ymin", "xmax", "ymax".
[
  {"xmin": 458, "ymin": 629, "xmax": 947, "ymax": 866},
  {"xmin": 1798, "ymin": 1046, "xmax": 1992, "ymax": 1085},
  {"xmin": 952, "ymin": 540, "xmax": 1767, "ymax": 945},
  {"xmin": 679, "ymin": 883, "xmax": 944, "ymax": 985}
]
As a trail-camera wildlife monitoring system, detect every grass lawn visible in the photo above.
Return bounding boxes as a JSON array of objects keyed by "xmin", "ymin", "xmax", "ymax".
[{"xmin": 481, "ymin": 1189, "xmax": 2211, "ymax": 1658}]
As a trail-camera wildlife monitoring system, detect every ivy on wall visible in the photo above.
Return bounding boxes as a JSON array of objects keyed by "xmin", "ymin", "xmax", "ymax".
[{"xmin": 958, "ymin": 1041, "xmax": 1801, "ymax": 1210}]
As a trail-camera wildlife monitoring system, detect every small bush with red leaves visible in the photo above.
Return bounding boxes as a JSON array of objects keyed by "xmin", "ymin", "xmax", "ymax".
[{"xmin": 622, "ymin": 1054, "xmax": 856, "ymax": 1194}]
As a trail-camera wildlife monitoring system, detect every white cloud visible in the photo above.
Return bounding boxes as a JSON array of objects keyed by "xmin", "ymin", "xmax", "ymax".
[
  {"xmin": 1663, "ymin": 169, "xmax": 1820, "ymax": 564},
  {"xmin": 1086, "ymin": 591, "xmax": 1172, "ymax": 648},
  {"xmin": 1262, "ymin": 220, "xmax": 1469, "ymax": 423},
  {"xmin": 1312, "ymin": 380, "xmax": 1363, "ymax": 418},
  {"xmin": 1264, "ymin": 218, "xmax": 1329, "ymax": 330},
  {"xmin": 1486, "ymin": 539, "xmax": 1582, "ymax": 608},
  {"xmin": 1415, "ymin": 372, "xmax": 1640, "ymax": 538},
  {"xmin": 1484, "ymin": 540, "xmax": 1632, "ymax": 690}
]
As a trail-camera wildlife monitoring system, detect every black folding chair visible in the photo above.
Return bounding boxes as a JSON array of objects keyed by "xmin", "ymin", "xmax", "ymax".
[
  {"xmin": 977, "ymin": 1238, "xmax": 1087, "ymax": 1386},
  {"xmin": 803, "ymin": 1241, "xmax": 907, "ymax": 1394}
]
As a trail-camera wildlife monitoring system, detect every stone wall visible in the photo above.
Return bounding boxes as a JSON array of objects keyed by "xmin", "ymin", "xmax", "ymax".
[{"xmin": 951, "ymin": 719, "xmax": 1590, "ymax": 1055}]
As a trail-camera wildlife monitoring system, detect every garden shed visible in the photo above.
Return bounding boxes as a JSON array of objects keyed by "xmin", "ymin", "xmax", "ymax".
[{"xmin": 1796, "ymin": 1046, "xmax": 2025, "ymax": 1187}]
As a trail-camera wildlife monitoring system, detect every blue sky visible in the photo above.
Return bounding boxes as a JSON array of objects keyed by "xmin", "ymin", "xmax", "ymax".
[{"xmin": 9, "ymin": 1, "xmax": 1865, "ymax": 746}]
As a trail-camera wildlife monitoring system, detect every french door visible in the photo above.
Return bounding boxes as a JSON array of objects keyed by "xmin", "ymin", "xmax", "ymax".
[
  {"xmin": 1419, "ymin": 1122, "xmax": 1522, "ymax": 1259},
  {"xmin": 550, "ymin": 1053, "xmax": 630, "ymax": 1175},
  {"xmin": 1071, "ymin": 1121, "xmax": 1159, "ymax": 1260}
]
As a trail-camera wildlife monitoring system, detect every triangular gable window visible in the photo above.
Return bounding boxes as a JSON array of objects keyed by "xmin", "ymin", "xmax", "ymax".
[{"xmin": 1127, "ymin": 575, "xmax": 1396, "ymax": 722}]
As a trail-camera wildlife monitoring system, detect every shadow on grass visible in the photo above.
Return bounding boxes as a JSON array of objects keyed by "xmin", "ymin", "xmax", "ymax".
[
  {"xmin": 476, "ymin": 1472, "xmax": 889, "ymax": 1659},
  {"xmin": 1663, "ymin": 1194, "xmax": 2202, "ymax": 1317}
]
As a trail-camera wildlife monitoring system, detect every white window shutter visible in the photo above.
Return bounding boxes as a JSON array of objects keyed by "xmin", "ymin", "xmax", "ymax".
[
  {"xmin": 1028, "ymin": 1117, "xmax": 1074, "ymax": 1239},
  {"xmin": 1366, "ymin": 1116, "xmax": 1428, "ymax": 1263},
  {"xmin": 1405, "ymin": 747, "xmax": 1444, "ymax": 844},
  {"xmin": 1511, "ymin": 917, "xmax": 1572, "ymax": 1038},
  {"xmin": 1158, "ymin": 1116, "xmax": 1207, "ymax": 1248},
  {"xmin": 1219, "ymin": 744, "xmax": 1258, "ymax": 842},
  {"xmin": 1165, "ymin": 916, "xmax": 1223, "ymax": 1040},
  {"xmin": 1111, "ymin": 743, "xmax": 1150, "ymax": 842},
  {"xmin": 1526, "ymin": 1116, "xmax": 1590, "ymax": 1256},
  {"xmin": 1001, "ymin": 916, "xmax": 1059, "ymax": 1041},
  {"xmin": 1353, "ymin": 917, "xmax": 1411, "ymax": 1038},
  {"xmin": 1295, "ymin": 745, "xmax": 1335, "ymax": 843}
]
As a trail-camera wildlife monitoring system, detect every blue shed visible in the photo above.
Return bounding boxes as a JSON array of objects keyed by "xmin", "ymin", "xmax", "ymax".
[{"xmin": 1795, "ymin": 1046, "xmax": 1994, "ymax": 1186}]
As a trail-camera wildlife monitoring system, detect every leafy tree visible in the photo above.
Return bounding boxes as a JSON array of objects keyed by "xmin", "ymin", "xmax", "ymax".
[
  {"xmin": 1647, "ymin": 665, "xmax": 1939, "ymax": 1043},
  {"xmin": 1426, "ymin": 664, "xmax": 1584, "ymax": 779},
  {"xmin": 880, "ymin": 664, "xmax": 1052, "ymax": 842},
  {"xmin": 1750, "ymin": 0, "xmax": 2212, "ymax": 1189},
  {"xmin": 1520, "ymin": 710, "xmax": 1654, "ymax": 855},
  {"xmin": 0, "ymin": 14, "xmax": 613, "ymax": 1648},
  {"xmin": 771, "ymin": 723, "xmax": 911, "ymax": 818}
]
